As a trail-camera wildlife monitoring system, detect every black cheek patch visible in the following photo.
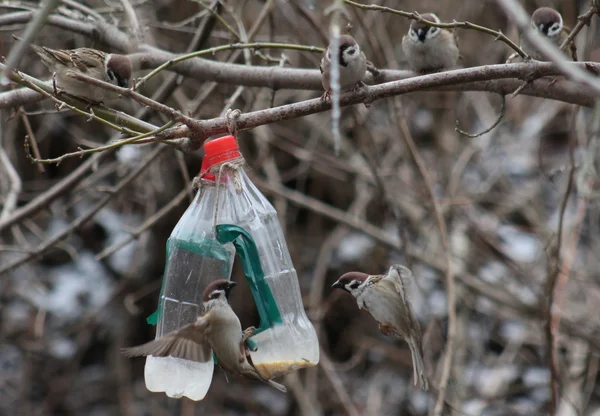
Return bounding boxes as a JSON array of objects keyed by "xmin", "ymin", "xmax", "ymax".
[{"xmin": 339, "ymin": 45, "xmax": 351, "ymax": 67}]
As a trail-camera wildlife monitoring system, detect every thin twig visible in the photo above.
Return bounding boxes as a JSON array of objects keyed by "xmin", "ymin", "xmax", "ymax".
[
  {"xmin": 559, "ymin": 7, "xmax": 598, "ymax": 51},
  {"xmin": 456, "ymin": 95, "xmax": 506, "ymax": 138},
  {"xmin": 25, "ymin": 121, "xmax": 175, "ymax": 165},
  {"xmin": 18, "ymin": 108, "xmax": 45, "ymax": 173}
]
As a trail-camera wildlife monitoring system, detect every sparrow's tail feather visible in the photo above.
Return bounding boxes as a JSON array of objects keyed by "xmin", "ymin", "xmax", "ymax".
[
  {"xmin": 245, "ymin": 367, "xmax": 288, "ymax": 393},
  {"xmin": 407, "ymin": 338, "xmax": 429, "ymax": 391},
  {"xmin": 266, "ymin": 379, "xmax": 287, "ymax": 393},
  {"xmin": 28, "ymin": 44, "xmax": 57, "ymax": 69}
]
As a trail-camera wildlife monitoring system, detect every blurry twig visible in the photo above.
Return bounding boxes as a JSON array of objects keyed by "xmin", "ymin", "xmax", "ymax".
[
  {"xmin": 61, "ymin": 0, "xmax": 105, "ymax": 21},
  {"xmin": 455, "ymin": 95, "xmax": 505, "ymax": 138},
  {"xmin": 394, "ymin": 98, "xmax": 455, "ymax": 416},
  {"xmin": 545, "ymin": 106, "xmax": 578, "ymax": 415},
  {"xmin": 309, "ymin": 179, "xmax": 374, "ymax": 314},
  {"xmin": 124, "ymin": 280, "xmax": 163, "ymax": 316},
  {"xmin": 320, "ymin": 348, "xmax": 361, "ymax": 416},
  {"xmin": 136, "ymin": 42, "xmax": 324, "ymax": 89},
  {"xmin": 284, "ymin": 371, "xmax": 323, "ymax": 416},
  {"xmin": 96, "ymin": 187, "xmax": 188, "ymax": 260},
  {"xmin": 344, "ymin": 0, "xmax": 527, "ymax": 58},
  {"xmin": 115, "ymin": 0, "xmax": 143, "ymax": 44},
  {"xmin": 324, "ymin": 0, "xmax": 348, "ymax": 155},
  {"xmin": 2, "ymin": 0, "xmax": 61, "ymax": 82},
  {"xmin": 0, "ymin": 146, "xmax": 165, "ymax": 276},
  {"xmin": 0, "ymin": 147, "xmax": 22, "ymax": 221}
]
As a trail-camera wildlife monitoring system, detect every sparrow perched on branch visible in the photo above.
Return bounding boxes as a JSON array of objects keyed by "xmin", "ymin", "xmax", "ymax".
[
  {"xmin": 520, "ymin": 7, "xmax": 571, "ymax": 60},
  {"xmin": 401, "ymin": 13, "xmax": 460, "ymax": 74},
  {"xmin": 30, "ymin": 44, "xmax": 132, "ymax": 101},
  {"xmin": 122, "ymin": 279, "xmax": 287, "ymax": 393},
  {"xmin": 319, "ymin": 34, "xmax": 368, "ymax": 100},
  {"xmin": 333, "ymin": 265, "xmax": 429, "ymax": 390}
]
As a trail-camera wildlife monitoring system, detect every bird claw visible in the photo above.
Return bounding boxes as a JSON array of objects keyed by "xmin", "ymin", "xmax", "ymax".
[
  {"xmin": 320, "ymin": 90, "xmax": 331, "ymax": 101},
  {"xmin": 242, "ymin": 326, "xmax": 256, "ymax": 340},
  {"xmin": 240, "ymin": 326, "xmax": 258, "ymax": 357}
]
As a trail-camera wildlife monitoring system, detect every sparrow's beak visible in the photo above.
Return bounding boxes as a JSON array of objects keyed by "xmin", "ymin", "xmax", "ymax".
[
  {"xmin": 331, "ymin": 280, "xmax": 344, "ymax": 289},
  {"xmin": 417, "ymin": 28, "xmax": 427, "ymax": 42},
  {"xmin": 225, "ymin": 281, "xmax": 237, "ymax": 291}
]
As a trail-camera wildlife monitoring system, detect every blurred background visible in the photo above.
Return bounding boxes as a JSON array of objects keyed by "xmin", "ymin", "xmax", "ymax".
[{"xmin": 1, "ymin": 0, "xmax": 600, "ymax": 415}]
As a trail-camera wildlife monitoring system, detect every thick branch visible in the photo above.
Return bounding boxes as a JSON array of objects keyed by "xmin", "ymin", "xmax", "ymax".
[{"xmin": 151, "ymin": 62, "xmax": 600, "ymax": 150}]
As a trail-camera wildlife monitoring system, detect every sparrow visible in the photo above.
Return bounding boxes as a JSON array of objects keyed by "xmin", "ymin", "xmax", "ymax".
[
  {"xmin": 332, "ymin": 265, "xmax": 429, "ymax": 390},
  {"xmin": 520, "ymin": 7, "xmax": 570, "ymax": 60},
  {"xmin": 401, "ymin": 13, "xmax": 460, "ymax": 74},
  {"xmin": 122, "ymin": 279, "xmax": 287, "ymax": 393},
  {"xmin": 31, "ymin": 44, "xmax": 132, "ymax": 101},
  {"xmin": 319, "ymin": 34, "xmax": 368, "ymax": 100}
]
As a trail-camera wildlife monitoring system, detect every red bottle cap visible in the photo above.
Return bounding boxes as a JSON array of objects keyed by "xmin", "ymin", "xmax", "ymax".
[{"xmin": 199, "ymin": 135, "xmax": 241, "ymax": 181}]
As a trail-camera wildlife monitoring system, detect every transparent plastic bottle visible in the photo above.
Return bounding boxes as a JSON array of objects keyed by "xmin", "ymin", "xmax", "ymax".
[
  {"xmin": 143, "ymin": 139, "xmax": 239, "ymax": 400},
  {"xmin": 208, "ymin": 135, "xmax": 320, "ymax": 379}
]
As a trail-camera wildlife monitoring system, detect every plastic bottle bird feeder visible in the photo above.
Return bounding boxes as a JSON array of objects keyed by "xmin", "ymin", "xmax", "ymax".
[
  {"xmin": 143, "ymin": 135, "xmax": 318, "ymax": 400},
  {"xmin": 143, "ymin": 139, "xmax": 242, "ymax": 400}
]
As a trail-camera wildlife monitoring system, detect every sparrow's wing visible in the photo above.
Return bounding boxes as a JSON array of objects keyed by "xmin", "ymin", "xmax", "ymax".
[
  {"xmin": 122, "ymin": 317, "xmax": 211, "ymax": 362},
  {"xmin": 69, "ymin": 49, "xmax": 106, "ymax": 73},
  {"xmin": 382, "ymin": 264, "xmax": 414, "ymax": 304}
]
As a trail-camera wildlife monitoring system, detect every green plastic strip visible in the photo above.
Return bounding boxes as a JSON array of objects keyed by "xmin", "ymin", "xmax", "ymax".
[
  {"xmin": 216, "ymin": 224, "xmax": 283, "ymax": 337},
  {"xmin": 147, "ymin": 236, "xmax": 232, "ymax": 326}
]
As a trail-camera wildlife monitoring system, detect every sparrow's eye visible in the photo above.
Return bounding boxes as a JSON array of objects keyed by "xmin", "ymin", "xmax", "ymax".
[
  {"xmin": 548, "ymin": 22, "xmax": 561, "ymax": 35},
  {"xmin": 209, "ymin": 290, "xmax": 221, "ymax": 299},
  {"xmin": 349, "ymin": 281, "xmax": 361, "ymax": 290}
]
